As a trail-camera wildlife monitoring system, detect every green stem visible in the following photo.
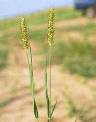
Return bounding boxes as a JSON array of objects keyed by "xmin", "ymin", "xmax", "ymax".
[
  {"xmin": 49, "ymin": 46, "xmax": 52, "ymax": 110},
  {"xmin": 49, "ymin": 46, "xmax": 52, "ymax": 122},
  {"xmin": 45, "ymin": 52, "xmax": 51, "ymax": 122},
  {"xmin": 48, "ymin": 117, "xmax": 51, "ymax": 122},
  {"xmin": 27, "ymin": 47, "xmax": 39, "ymax": 119},
  {"xmin": 26, "ymin": 47, "xmax": 35, "ymax": 98}
]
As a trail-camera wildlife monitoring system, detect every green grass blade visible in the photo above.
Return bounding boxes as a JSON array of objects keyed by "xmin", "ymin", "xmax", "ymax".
[
  {"xmin": 34, "ymin": 99, "xmax": 39, "ymax": 118},
  {"xmin": 27, "ymin": 47, "xmax": 39, "ymax": 119},
  {"xmin": 50, "ymin": 101, "xmax": 57, "ymax": 118},
  {"xmin": 46, "ymin": 90, "xmax": 50, "ymax": 118},
  {"xmin": 44, "ymin": 54, "xmax": 51, "ymax": 120}
]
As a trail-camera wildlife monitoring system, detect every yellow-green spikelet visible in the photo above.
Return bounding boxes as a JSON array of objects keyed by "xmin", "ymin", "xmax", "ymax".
[
  {"xmin": 48, "ymin": 8, "xmax": 55, "ymax": 47},
  {"xmin": 20, "ymin": 18, "xmax": 29, "ymax": 49}
]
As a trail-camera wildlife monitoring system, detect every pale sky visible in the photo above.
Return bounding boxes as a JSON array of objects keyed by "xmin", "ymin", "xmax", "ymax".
[{"xmin": 0, "ymin": 0, "xmax": 74, "ymax": 19}]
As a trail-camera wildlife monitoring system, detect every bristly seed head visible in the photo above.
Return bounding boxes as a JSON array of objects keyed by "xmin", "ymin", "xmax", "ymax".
[
  {"xmin": 48, "ymin": 8, "xmax": 55, "ymax": 47},
  {"xmin": 20, "ymin": 17, "xmax": 29, "ymax": 49}
]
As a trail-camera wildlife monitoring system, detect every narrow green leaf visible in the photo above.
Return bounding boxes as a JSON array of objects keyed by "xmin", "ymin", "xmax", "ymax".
[
  {"xmin": 50, "ymin": 101, "xmax": 57, "ymax": 118},
  {"xmin": 34, "ymin": 99, "xmax": 39, "ymax": 119},
  {"xmin": 46, "ymin": 90, "xmax": 50, "ymax": 117},
  {"xmin": 45, "ymin": 54, "xmax": 50, "ymax": 118}
]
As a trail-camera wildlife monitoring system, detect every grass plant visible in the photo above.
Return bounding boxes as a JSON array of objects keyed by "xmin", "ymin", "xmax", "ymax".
[
  {"xmin": 44, "ymin": 8, "xmax": 57, "ymax": 122},
  {"xmin": 20, "ymin": 8, "xmax": 57, "ymax": 122},
  {"xmin": 20, "ymin": 17, "xmax": 39, "ymax": 121}
]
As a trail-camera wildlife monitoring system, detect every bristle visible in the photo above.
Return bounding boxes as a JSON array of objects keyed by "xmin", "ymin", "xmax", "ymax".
[
  {"xmin": 48, "ymin": 8, "xmax": 55, "ymax": 47},
  {"xmin": 20, "ymin": 18, "xmax": 29, "ymax": 49}
]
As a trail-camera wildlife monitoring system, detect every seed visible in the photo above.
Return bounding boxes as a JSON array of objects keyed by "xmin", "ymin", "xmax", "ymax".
[
  {"xmin": 20, "ymin": 17, "xmax": 29, "ymax": 49},
  {"xmin": 48, "ymin": 8, "xmax": 55, "ymax": 47}
]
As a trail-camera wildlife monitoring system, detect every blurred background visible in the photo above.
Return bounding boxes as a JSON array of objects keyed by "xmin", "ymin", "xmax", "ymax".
[{"xmin": 0, "ymin": 0, "xmax": 96, "ymax": 122}]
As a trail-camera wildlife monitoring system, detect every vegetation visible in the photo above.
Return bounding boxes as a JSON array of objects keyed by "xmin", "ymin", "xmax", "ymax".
[
  {"xmin": 65, "ymin": 95, "xmax": 94, "ymax": 122},
  {"xmin": 0, "ymin": 99, "xmax": 11, "ymax": 109},
  {"xmin": 0, "ymin": 49, "xmax": 8, "ymax": 69},
  {"xmin": 0, "ymin": 8, "xmax": 80, "ymax": 71},
  {"xmin": 1, "ymin": 8, "xmax": 96, "ymax": 77},
  {"xmin": 0, "ymin": 7, "xmax": 96, "ymax": 122},
  {"xmin": 52, "ymin": 41, "xmax": 96, "ymax": 77},
  {"xmin": 20, "ymin": 17, "xmax": 39, "ymax": 121},
  {"xmin": 20, "ymin": 8, "xmax": 57, "ymax": 122}
]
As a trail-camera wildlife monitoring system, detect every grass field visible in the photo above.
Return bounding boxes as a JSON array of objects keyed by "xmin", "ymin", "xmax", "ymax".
[{"xmin": 1, "ymin": 8, "xmax": 96, "ymax": 77}]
